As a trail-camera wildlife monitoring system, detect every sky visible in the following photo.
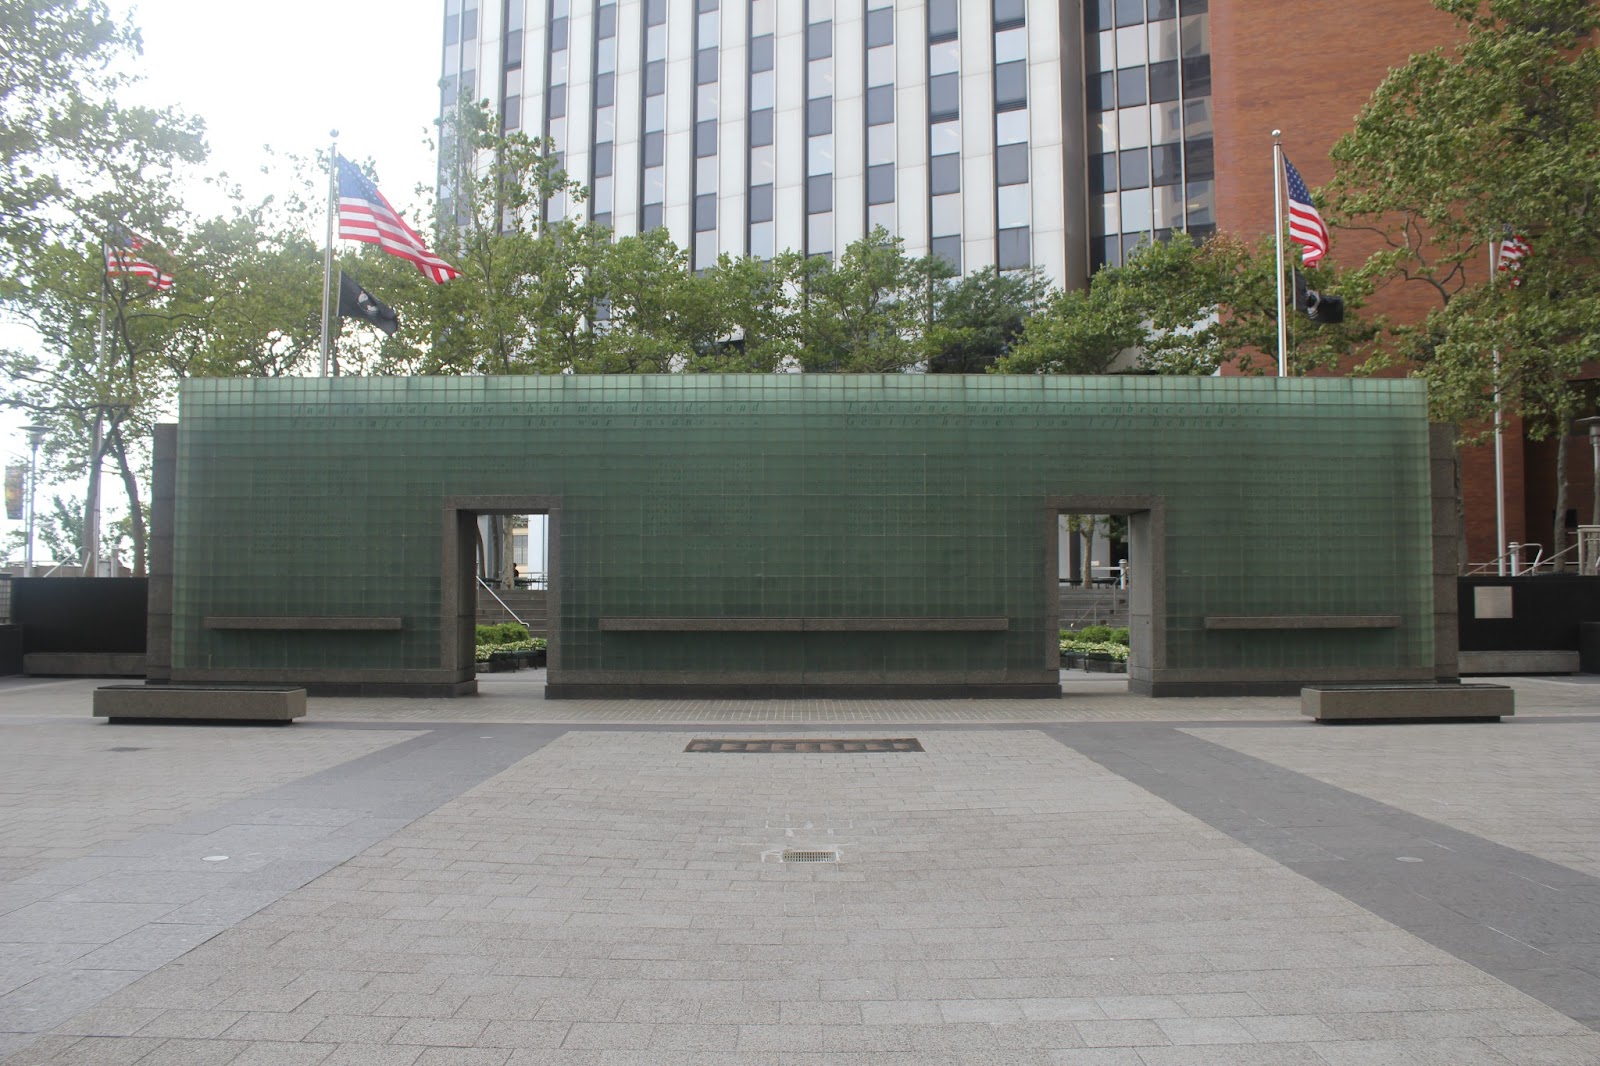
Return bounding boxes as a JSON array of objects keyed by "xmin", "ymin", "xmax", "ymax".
[{"xmin": 3, "ymin": 0, "xmax": 447, "ymax": 559}]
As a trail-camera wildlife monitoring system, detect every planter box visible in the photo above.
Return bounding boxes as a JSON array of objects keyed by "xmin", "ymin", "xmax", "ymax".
[{"xmin": 1084, "ymin": 657, "xmax": 1127, "ymax": 673}]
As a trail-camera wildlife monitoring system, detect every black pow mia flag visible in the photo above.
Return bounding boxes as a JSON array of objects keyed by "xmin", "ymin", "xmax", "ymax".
[{"xmin": 336, "ymin": 269, "xmax": 399, "ymax": 336}]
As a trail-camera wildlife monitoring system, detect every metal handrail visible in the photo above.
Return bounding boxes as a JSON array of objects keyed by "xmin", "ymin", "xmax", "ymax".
[
  {"xmin": 476, "ymin": 575, "xmax": 528, "ymax": 627},
  {"xmin": 1468, "ymin": 540, "xmax": 1586, "ymax": 577}
]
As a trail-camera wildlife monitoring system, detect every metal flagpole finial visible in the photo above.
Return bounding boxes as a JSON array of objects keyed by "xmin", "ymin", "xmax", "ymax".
[{"xmin": 1272, "ymin": 129, "xmax": 1282, "ymax": 141}]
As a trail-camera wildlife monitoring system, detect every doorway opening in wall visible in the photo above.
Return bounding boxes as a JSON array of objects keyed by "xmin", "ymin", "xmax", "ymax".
[
  {"xmin": 1048, "ymin": 497, "xmax": 1164, "ymax": 694},
  {"xmin": 441, "ymin": 496, "xmax": 559, "ymax": 691}
]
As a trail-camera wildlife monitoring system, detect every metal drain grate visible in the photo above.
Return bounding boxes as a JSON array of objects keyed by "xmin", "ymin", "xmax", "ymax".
[
  {"xmin": 781, "ymin": 850, "xmax": 840, "ymax": 863},
  {"xmin": 685, "ymin": 738, "xmax": 923, "ymax": 753}
]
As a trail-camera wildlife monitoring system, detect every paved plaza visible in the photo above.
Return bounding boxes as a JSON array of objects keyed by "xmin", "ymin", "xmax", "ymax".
[{"xmin": 1, "ymin": 673, "xmax": 1599, "ymax": 1064}]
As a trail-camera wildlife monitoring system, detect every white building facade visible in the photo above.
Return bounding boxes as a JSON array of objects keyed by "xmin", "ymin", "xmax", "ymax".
[{"xmin": 439, "ymin": 0, "xmax": 1216, "ymax": 287}]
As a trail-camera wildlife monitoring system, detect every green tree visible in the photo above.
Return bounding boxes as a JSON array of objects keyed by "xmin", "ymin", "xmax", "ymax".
[
  {"xmin": 1326, "ymin": 0, "xmax": 1600, "ymax": 566},
  {"xmin": 795, "ymin": 229, "xmax": 954, "ymax": 373},
  {"xmin": 923, "ymin": 267, "xmax": 1052, "ymax": 374}
]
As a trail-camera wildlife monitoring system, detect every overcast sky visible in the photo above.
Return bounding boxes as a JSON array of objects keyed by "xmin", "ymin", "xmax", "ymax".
[
  {"xmin": 4, "ymin": 1, "xmax": 447, "ymax": 549},
  {"xmin": 116, "ymin": 0, "xmax": 446, "ymax": 216}
]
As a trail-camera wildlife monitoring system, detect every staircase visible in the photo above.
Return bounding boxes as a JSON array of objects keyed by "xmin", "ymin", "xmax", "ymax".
[
  {"xmin": 476, "ymin": 587, "xmax": 550, "ymax": 636},
  {"xmin": 1058, "ymin": 585, "xmax": 1128, "ymax": 629}
]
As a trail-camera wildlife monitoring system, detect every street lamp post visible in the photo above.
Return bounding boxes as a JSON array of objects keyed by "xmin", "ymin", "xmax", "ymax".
[{"xmin": 19, "ymin": 425, "xmax": 44, "ymax": 577}]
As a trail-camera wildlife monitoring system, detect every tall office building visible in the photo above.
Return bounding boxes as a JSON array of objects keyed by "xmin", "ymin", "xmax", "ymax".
[{"xmin": 438, "ymin": 0, "xmax": 1217, "ymax": 289}]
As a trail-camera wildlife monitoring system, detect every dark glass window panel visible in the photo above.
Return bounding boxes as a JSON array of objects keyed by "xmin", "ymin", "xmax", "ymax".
[
  {"xmin": 1085, "ymin": 0, "xmax": 1113, "ymax": 32},
  {"xmin": 998, "ymin": 226, "xmax": 1030, "ymax": 269},
  {"xmin": 1091, "ymin": 234, "xmax": 1118, "ymax": 272},
  {"xmin": 931, "ymin": 235, "xmax": 961, "ymax": 271},
  {"xmin": 462, "ymin": 7, "xmax": 477, "ymax": 39},
  {"xmin": 929, "ymin": 0, "xmax": 958, "ymax": 41},
  {"xmin": 460, "ymin": 69, "xmax": 475, "ymax": 99},
  {"xmin": 1182, "ymin": 55, "xmax": 1212, "ymax": 96},
  {"xmin": 1185, "ymin": 136, "xmax": 1214, "ymax": 180},
  {"xmin": 503, "ymin": 94, "xmax": 521, "ymax": 130},
  {"xmin": 595, "ymin": 72, "xmax": 615, "ymax": 107},
  {"xmin": 1148, "ymin": 0, "xmax": 1176, "ymax": 18},
  {"xmin": 808, "ymin": 174, "xmax": 833, "ymax": 213},
  {"xmin": 643, "ymin": 130, "xmax": 664, "ymax": 166},
  {"xmin": 698, "ymin": 0, "xmax": 718, "ymax": 11},
  {"xmin": 695, "ymin": 193, "xmax": 716, "ymax": 231},
  {"xmin": 696, "ymin": 119, "xmax": 717, "ymax": 157},
  {"xmin": 444, "ymin": 13, "xmax": 459, "ymax": 46},
  {"xmin": 994, "ymin": 0, "xmax": 1025, "ymax": 28},
  {"xmin": 929, "ymin": 72, "xmax": 959, "ymax": 120},
  {"xmin": 1116, "ymin": 66, "xmax": 1146, "ymax": 107},
  {"xmin": 807, "ymin": 97, "xmax": 832, "ymax": 135},
  {"xmin": 547, "ymin": 83, "xmax": 567, "ymax": 119},
  {"xmin": 1122, "ymin": 232, "xmax": 1147, "ymax": 260},
  {"xmin": 597, "ymin": 3, "xmax": 616, "ymax": 39},
  {"xmin": 642, "ymin": 202, "xmax": 663, "ymax": 230},
  {"xmin": 1151, "ymin": 143, "xmax": 1182, "ymax": 186},
  {"xmin": 1185, "ymin": 0, "xmax": 1208, "ymax": 11},
  {"xmin": 1187, "ymin": 222, "xmax": 1216, "ymax": 240},
  {"xmin": 440, "ymin": 74, "xmax": 458, "ymax": 110},
  {"xmin": 593, "ymin": 141, "xmax": 614, "ymax": 178},
  {"xmin": 645, "ymin": 59, "xmax": 665, "ymax": 96},
  {"xmin": 866, "ymin": 8, "xmax": 894, "ymax": 47},
  {"xmin": 867, "ymin": 163, "xmax": 894, "ymax": 205},
  {"xmin": 749, "ymin": 108, "xmax": 773, "ymax": 147},
  {"xmin": 749, "ymin": 183, "xmax": 774, "ymax": 223},
  {"xmin": 697, "ymin": 47, "xmax": 718, "ymax": 85},
  {"xmin": 1148, "ymin": 60, "xmax": 1179, "ymax": 104},
  {"xmin": 645, "ymin": 0, "xmax": 666, "ymax": 26},
  {"xmin": 751, "ymin": 33, "xmax": 774, "ymax": 72},
  {"xmin": 930, "ymin": 152, "xmax": 960, "ymax": 195},
  {"xmin": 1115, "ymin": 0, "xmax": 1143, "ymax": 26},
  {"xmin": 1153, "ymin": 226, "xmax": 1172, "ymax": 244},
  {"xmin": 550, "ymin": 16, "xmax": 568, "ymax": 51},
  {"xmin": 504, "ymin": 29, "xmax": 522, "ymax": 68},
  {"xmin": 1089, "ymin": 152, "xmax": 1116, "ymax": 194},
  {"xmin": 593, "ymin": 211, "xmax": 612, "ymax": 229},
  {"xmin": 995, "ymin": 61, "xmax": 1027, "ymax": 110},
  {"xmin": 1119, "ymin": 147, "xmax": 1149, "ymax": 189},
  {"xmin": 996, "ymin": 142, "xmax": 1028, "ymax": 186},
  {"xmin": 807, "ymin": 21, "xmax": 832, "ymax": 59},
  {"xmin": 1087, "ymin": 71, "xmax": 1114, "ymax": 111},
  {"xmin": 866, "ymin": 85, "xmax": 894, "ymax": 126}
]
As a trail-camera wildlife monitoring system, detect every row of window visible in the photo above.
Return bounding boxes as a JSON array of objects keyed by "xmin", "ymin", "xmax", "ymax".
[{"xmin": 1087, "ymin": 0, "xmax": 1206, "ymax": 32}]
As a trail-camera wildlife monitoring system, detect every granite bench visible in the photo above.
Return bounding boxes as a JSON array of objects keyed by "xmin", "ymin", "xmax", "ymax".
[
  {"xmin": 1301, "ymin": 683, "xmax": 1514, "ymax": 723},
  {"xmin": 94, "ymin": 684, "xmax": 307, "ymax": 724}
]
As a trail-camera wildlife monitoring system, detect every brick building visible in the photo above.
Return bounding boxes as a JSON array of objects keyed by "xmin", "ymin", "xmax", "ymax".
[{"xmin": 1212, "ymin": 0, "xmax": 1598, "ymax": 569}]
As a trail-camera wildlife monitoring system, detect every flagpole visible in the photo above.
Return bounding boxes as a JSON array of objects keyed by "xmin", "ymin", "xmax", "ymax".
[
  {"xmin": 1272, "ymin": 130, "xmax": 1287, "ymax": 378},
  {"xmin": 1490, "ymin": 238, "xmax": 1507, "ymax": 576},
  {"xmin": 319, "ymin": 129, "xmax": 339, "ymax": 378}
]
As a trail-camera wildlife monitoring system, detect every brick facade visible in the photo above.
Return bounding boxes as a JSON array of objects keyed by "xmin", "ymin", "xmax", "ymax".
[{"xmin": 1210, "ymin": 1, "xmax": 1594, "ymax": 567}]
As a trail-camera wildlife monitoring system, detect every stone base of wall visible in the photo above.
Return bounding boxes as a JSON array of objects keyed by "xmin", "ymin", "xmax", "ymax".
[
  {"xmin": 26, "ymin": 652, "xmax": 145, "ymax": 677},
  {"xmin": 545, "ymin": 682, "xmax": 1063, "ymax": 700},
  {"xmin": 1458, "ymin": 650, "xmax": 1579, "ymax": 675}
]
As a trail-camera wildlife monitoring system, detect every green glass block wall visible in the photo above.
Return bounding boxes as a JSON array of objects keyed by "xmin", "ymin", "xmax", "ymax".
[{"xmin": 170, "ymin": 374, "xmax": 1436, "ymax": 696}]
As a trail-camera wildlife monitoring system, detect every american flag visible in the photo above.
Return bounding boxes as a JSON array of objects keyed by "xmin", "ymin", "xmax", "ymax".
[
  {"xmin": 336, "ymin": 156, "xmax": 459, "ymax": 283},
  {"xmin": 1497, "ymin": 231, "xmax": 1531, "ymax": 286},
  {"xmin": 104, "ymin": 225, "xmax": 174, "ymax": 291},
  {"xmin": 1283, "ymin": 155, "xmax": 1330, "ymax": 268}
]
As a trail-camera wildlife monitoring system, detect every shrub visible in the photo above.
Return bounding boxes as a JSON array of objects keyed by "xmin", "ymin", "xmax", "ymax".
[
  {"xmin": 1110, "ymin": 627, "xmax": 1129, "ymax": 646},
  {"xmin": 1075, "ymin": 624, "xmax": 1115, "ymax": 644},
  {"xmin": 476, "ymin": 622, "xmax": 530, "ymax": 646}
]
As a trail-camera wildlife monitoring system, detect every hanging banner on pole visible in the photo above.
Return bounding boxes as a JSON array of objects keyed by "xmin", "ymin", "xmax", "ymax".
[{"xmin": 4, "ymin": 466, "xmax": 23, "ymax": 520}]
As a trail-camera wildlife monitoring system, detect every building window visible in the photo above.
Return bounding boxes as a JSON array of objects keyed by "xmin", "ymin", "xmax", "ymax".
[
  {"xmin": 645, "ymin": 59, "xmax": 665, "ymax": 95},
  {"xmin": 1149, "ymin": 0, "xmax": 1177, "ymax": 18},
  {"xmin": 808, "ymin": 174, "xmax": 833, "ymax": 213},
  {"xmin": 642, "ymin": 202, "xmax": 663, "ymax": 230},
  {"xmin": 1151, "ymin": 143, "xmax": 1181, "ymax": 186},
  {"xmin": 1119, "ymin": 147, "xmax": 1149, "ymax": 190},
  {"xmin": 1116, "ymin": 66, "xmax": 1146, "ymax": 107},
  {"xmin": 1149, "ymin": 60, "xmax": 1179, "ymax": 103},
  {"xmin": 1183, "ymin": 55, "xmax": 1212, "ymax": 96},
  {"xmin": 807, "ymin": 20, "xmax": 832, "ymax": 60},
  {"xmin": 1089, "ymin": 152, "xmax": 1116, "ymax": 194},
  {"xmin": 867, "ymin": 163, "xmax": 894, "ymax": 205},
  {"xmin": 1115, "ymin": 0, "xmax": 1143, "ymax": 27},
  {"xmin": 696, "ymin": 47, "xmax": 717, "ymax": 84},
  {"xmin": 695, "ymin": 193, "xmax": 716, "ymax": 231},
  {"xmin": 504, "ymin": 29, "xmax": 523, "ymax": 68},
  {"xmin": 866, "ymin": 7, "xmax": 893, "ymax": 47},
  {"xmin": 1185, "ymin": 137, "xmax": 1214, "ymax": 180},
  {"xmin": 995, "ymin": 61, "xmax": 1028, "ymax": 110},
  {"xmin": 749, "ymin": 183, "xmax": 773, "ymax": 223},
  {"xmin": 994, "ymin": 0, "xmax": 1025, "ymax": 29},
  {"xmin": 751, "ymin": 33, "xmax": 774, "ymax": 71},
  {"xmin": 503, "ymin": 94, "xmax": 521, "ymax": 130},
  {"xmin": 996, "ymin": 142, "xmax": 1028, "ymax": 186},
  {"xmin": 696, "ymin": 119, "xmax": 717, "ymax": 157},
  {"xmin": 593, "ymin": 141, "xmax": 614, "ymax": 177},
  {"xmin": 597, "ymin": 3, "xmax": 616, "ymax": 37},
  {"xmin": 550, "ymin": 16, "xmax": 568, "ymax": 50},
  {"xmin": 750, "ymin": 108, "xmax": 773, "ymax": 147},
  {"xmin": 807, "ymin": 97, "xmax": 832, "ymax": 135},
  {"xmin": 866, "ymin": 85, "xmax": 894, "ymax": 126},
  {"xmin": 929, "ymin": 0, "xmax": 957, "ymax": 41},
  {"xmin": 929, "ymin": 72, "xmax": 959, "ymax": 121},
  {"xmin": 931, "ymin": 234, "xmax": 961, "ymax": 271},
  {"xmin": 998, "ymin": 226, "xmax": 1030, "ymax": 268},
  {"xmin": 595, "ymin": 72, "xmax": 615, "ymax": 107},
  {"xmin": 643, "ymin": 131, "xmax": 664, "ymax": 166},
  {"xmin": 930, "ymin": 152, "xmax": 960, "ymax": 195},
  {"xmin": 548, "ymin": 83, "xmax": 566, "ymax": 118},
  {"xmin": 645, "ymin": 0, "xmax": 665, "ymax": 25}
]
